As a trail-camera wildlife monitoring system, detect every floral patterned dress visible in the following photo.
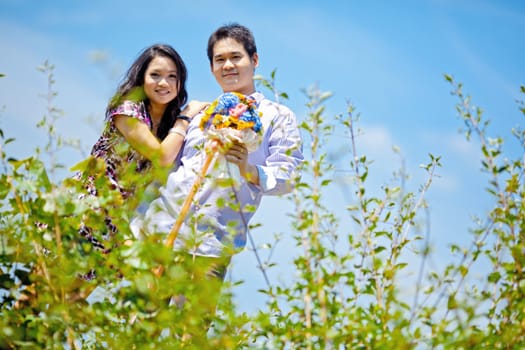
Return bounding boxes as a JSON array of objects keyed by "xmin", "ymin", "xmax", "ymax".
[
  {"xmin": 87, "ymin": 100, "xmax": 154, "ymax": 198},
  {"xmin": 77, "ymin": 100, "xmax": 154, "ymax": 260}
]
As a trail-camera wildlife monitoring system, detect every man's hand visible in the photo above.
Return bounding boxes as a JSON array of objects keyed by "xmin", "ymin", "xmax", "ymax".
[{"xmin": 222, "ymin": 141, "xmax": 259, "ymax": 185}]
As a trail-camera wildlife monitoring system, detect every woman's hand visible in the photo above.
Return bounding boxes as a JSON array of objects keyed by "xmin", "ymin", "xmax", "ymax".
[{"xmin": 180, "ymin": 100, "xmax": 210, "ymax": 120}]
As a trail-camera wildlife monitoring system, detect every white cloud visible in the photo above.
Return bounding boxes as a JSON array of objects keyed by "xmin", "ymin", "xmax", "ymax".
[
  {"xmin": 358, "ymin": 124, "xmax": 396, "ymax": 155},
  {"xmin": 419, "ymin": 129, "xmax": 480, "ymax": 165},
  {"xmin": 446, "ymin": 132, "xmax": 479, "ymax": 157}
]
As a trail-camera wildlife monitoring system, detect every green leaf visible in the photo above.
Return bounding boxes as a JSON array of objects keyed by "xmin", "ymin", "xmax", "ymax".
[
  {"xmin": 447, "ymin": 295, "xmax": 457, "ymax": 309},
  {"xmin": 374, "ymin": 246, "xmax": 387, "ymax": 254},
  {"xmin": 321, "ymin": 179, "xmax": 332, "ymax": 186},
  {"xmin": 69, "ymin": 155, "xmax": 97, "ymax": 172},
  {"xmin": 487, "ymin": 271, "xmax": 501, "ymax": 283},
  {"xmin": 0, "ymin": 273, "xmax": 15, "ymax": 290},
  {"xmin": 396, "ymin": 262, "xmax": 408, "ymax": 270}
]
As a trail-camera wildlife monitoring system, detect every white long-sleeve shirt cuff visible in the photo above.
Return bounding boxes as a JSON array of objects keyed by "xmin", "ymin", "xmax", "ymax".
[{"xmin": 256, "ymin": 165, "xmax": 277, "ymax": 193}]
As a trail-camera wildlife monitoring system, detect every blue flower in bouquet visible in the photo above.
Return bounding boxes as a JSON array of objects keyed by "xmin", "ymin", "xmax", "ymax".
[{"xmin": 216, "ymin": 92, "xmax": 241, "ymax": 111}]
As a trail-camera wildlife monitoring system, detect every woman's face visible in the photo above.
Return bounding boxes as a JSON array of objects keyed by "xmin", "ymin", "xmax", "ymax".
[{"xmin": 143, "ymin": 55, "xmax": 179, "ymax": 108}]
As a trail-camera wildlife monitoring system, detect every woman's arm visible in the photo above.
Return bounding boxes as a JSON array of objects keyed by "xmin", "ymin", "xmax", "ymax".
[{"xmin": 114, "ymin": 101, "xmax": 208, "ymax": 167}]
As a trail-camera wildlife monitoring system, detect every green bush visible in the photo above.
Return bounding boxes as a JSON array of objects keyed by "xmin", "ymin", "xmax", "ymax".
[{"xmin": 1, "ymin": 64, "xmax": 523, "ymax": 349}]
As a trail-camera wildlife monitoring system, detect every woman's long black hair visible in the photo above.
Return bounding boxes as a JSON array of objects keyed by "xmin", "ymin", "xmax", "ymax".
[{"xmin": 108, "ymin": 44, "xmax": 188, "ymax": 140}]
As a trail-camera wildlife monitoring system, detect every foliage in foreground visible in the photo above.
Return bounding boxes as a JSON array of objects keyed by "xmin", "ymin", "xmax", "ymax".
[{"xmin": 0, "ymin": 64, "xmax": 524, "ymax": 349}]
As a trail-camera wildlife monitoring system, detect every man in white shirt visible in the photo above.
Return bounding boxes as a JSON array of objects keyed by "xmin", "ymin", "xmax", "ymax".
[{"xmin": 131, "ymin": 23, "xmax": 303, "ymax": 282}]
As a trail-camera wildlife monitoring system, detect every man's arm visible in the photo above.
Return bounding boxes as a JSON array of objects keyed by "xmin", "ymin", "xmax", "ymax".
[
  {"xmin": 256, "ymin": 110, "xmax": 304, "ymax": 195},
  {"xmin": 234, "ymin": 105, "xmax": 304, "ymax": 195}
]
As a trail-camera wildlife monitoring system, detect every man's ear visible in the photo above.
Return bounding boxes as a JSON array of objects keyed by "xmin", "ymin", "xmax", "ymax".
[{"xmin": 252, "ymin": 52, "xmax": 259, "ymax": 69}]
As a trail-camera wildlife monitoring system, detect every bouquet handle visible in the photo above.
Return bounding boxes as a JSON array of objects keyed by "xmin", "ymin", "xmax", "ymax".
[{"xmin": 154, "ymin": 148, "xmax": 216, "ymax": 277}]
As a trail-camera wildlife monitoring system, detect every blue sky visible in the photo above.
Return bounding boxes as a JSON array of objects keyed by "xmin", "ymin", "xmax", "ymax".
[{"xmin": 1, "ymin": 0, "xmax": 524, "ymax": 314}]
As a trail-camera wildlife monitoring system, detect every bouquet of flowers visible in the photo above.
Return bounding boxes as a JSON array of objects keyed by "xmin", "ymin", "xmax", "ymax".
[
  {"xmin": 200, "ymin": 92, "xmax": 263, "ymax": 151},
  {"xmin": 162, "ymin": 92, "xmax": 263, "ymax": 253}
]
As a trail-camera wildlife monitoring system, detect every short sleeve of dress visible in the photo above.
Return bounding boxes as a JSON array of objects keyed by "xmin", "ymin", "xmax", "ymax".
[{"xmin": 106, "ymin": 100, "xmax": 151, "ymax": 128}]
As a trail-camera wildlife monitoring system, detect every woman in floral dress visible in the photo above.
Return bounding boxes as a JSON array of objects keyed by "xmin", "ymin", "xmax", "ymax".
[{"xmin": 76, "ymin": 43, "xmax": 207, "ymax": 273}]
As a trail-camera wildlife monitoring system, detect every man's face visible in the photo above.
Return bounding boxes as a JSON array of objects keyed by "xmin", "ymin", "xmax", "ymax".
[{"xmin": 211, "ymin": 37, "xmax": 258, "ymax": 95}]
